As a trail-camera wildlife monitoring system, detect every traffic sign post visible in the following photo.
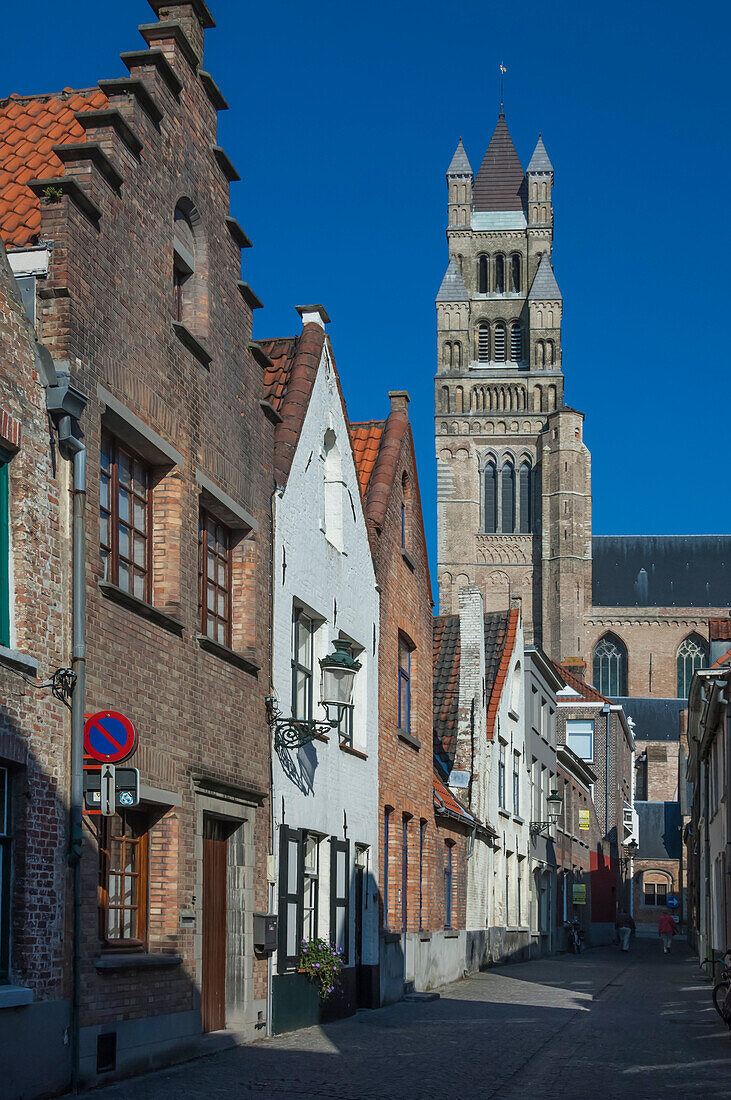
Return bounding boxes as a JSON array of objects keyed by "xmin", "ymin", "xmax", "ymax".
[
  {"xmin": 84, "ymin": 711, "xmax": 137, "ymax": 764},
  {"xmin": 666, "ymin": 894, "xmax": 680, "ymax": 910},
  {"xmin": 100, "ymin": 764, "xmax": 116, "ymax": 817},
  {"xmin": 84, "ymin": 767, "xmax": 140, "ymax": 812}
]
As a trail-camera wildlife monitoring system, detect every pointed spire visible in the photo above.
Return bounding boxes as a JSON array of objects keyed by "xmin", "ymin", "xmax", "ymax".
[
  {"xmin": 527, "ymin": 134, "xmax": 553, "ymax": 173},
  {"xmin": 436, "ymin": 257, "xmax": 468, "ymax": 302},
  {"xmin": 473, "ymin": 113, "xmax": 525, "ymax": 212},
  {"xmin": 528, "ymin": 253, "xmax": 561, "ymax": 301},
  {"xmin": 447, "ymin": 137, "xmax": 472, "ymax": 177}
]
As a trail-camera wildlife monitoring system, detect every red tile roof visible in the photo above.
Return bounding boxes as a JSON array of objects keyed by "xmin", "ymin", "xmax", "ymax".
[
  {"xmin": 709, "ymin": 618, "xmax": 731, "ymax": 642},
  {"xmin": 485, "ymin": 607, "xmax": 519, "ymax": 738},
  {"xmin": 350, "ymin": 408, "xmax": 409, "ymax": 532},
  {"xmin": 433, "ymin": 773, "xmax": 477, "ymax": 825},
  {"xmin": 552, "ymin": 660, "xmax": 609, "ymax": 704},
  {"xmin": 349, "ymin": 421, "xmax": 384, "ymax": 495},
  {"xmin": 0, "ymin": 88, "xmax": 108, "ymax": 247},
  {"xmin": 258, "ymin": 324, "xmax": 326, "ymax": 486},
  {"xmin": 711, "ymin": 647, "xmax": 731, "ymax": 669}
]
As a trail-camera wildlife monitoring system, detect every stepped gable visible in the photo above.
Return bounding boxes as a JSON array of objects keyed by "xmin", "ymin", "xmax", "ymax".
[
  {"xmin": 0, "ymin": 88, "xmax": 108, "ymax": 247},
  {"xmin": 259, "ymin": 323, "xmax": 326, "ymax": 486},
  {"xmin": 473, "ymin": 112, "xmax": 525, "ymax": 212}
]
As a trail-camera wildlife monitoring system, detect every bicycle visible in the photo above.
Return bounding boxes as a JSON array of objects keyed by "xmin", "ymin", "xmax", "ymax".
[{"xmin": 712, "ymin": 950, "xmax": 731, "ymax": 1028}]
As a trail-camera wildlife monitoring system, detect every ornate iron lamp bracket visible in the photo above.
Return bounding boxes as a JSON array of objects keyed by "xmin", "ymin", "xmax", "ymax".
[{"xmin": 266, "ymin": 694, "xmax": 337, "ymax": 751}]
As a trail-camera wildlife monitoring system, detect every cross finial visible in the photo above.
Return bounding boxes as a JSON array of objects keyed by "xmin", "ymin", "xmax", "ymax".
[{"xmin": 499, "ymin": 63, "xmax": 507, "ymax": 114}]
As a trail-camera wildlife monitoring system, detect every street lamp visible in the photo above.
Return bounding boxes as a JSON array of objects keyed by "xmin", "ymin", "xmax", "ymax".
[
  {"xmin": 530, "ymin": 790, "xmax": 563, "ymax": 835},
  {"xmin": 267, "ymin": 638, "xmax": 361, "ymax": 750},
  {"xmin": 620, "ymin": 838, "xmax": 638, "ymax": 871}
]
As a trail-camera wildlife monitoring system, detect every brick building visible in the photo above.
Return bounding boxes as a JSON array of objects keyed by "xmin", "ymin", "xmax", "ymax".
[
  {"xmin": 0, "ymin": 2, "xmax": 273, "ymax": 1089},
  {"xmin": 351, "ymin": 392, "xmax": 471, "ymax": 1001},
  {"xmin": 554, "ymin": 744, "xmax": 602, "ymax": 951}
]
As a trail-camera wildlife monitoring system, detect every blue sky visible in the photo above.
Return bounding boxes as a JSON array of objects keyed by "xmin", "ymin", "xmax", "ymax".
[{"xmin": 5, "ymin": 0, "xmax": 729, "ymax": 576}]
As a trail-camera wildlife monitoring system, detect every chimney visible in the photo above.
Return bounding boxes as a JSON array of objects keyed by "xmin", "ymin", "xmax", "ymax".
[
  {"xmin": 295, "ymin": 304, "xmax": 330, "ymax": 329},
  {"xmin": 563, "ymin": 657, "xmax": 586, "ymax": 681},
  {"xmin": 388, "ymin": 390, "xmax": 410, "ymax": 414}
]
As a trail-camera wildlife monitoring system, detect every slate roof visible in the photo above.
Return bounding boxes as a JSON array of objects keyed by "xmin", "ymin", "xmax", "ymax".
[
  {"xmin": 635, "ymin": 801, "xmax": 682, "ymax": 861},
  {"xmin": 432, "ymin": 610, "xmax": 514, "ymax": 776},
  {"xmin": 613, "ymin": 697, "xmax": 685, "ymax": 742},
  {"xmin": 527, "ymin": 134, "xmax": 553, "ymax": 173},
  {"xmin": 592, "ymin": 536, "xmax": 731, "ymax": 608},
  {"xmin": 473, "ymin": 112, "xmax": 525, "ymax": 212},
  {"xmin": 349, "ymin": 421, "xmax": 384, "ymax": 495},
  {"xmin": 527, "ymin": 252, "xmax": 562, "ymax": 301},
  {"xmin": 447, "ymin": 137, "xmax": 472, "ymax": 176},
  {"xmin": 0, "ymin": 88, "xmax": 108, "ymax": 247},
  {"xmin": 436, "ymin": 257, "xmax": 468, "ymax": 302},
  {"xmin": 258, "ymin": 324, "xmax": 326, "ymax": 486},
  {"xmin": 710, "ymin": 618, "xmax": 731, "ymax": 641}
]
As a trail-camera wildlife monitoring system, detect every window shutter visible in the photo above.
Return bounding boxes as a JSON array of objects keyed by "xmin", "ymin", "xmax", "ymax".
[
  {"xmin": 329, "ymin": 837, "xmax": 350, "ymax": 965},
  {"xmin": 278, "ymin": 825, "xmax": 303, "ymax": 972}
]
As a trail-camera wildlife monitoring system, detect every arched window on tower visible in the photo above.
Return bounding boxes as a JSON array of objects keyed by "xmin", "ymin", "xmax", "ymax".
[
  {"xmin": 501, "ymin": 462, "xmax": 515, "ymax": 533},
  {"xmin": 593, "ymin": 634, "xmax": 627, "ymax": 696},
  {"xmin": 519, "ymin": 461, "xmax": 532, "ymax": 533},
  {"xmin": 546, "ymin": 340, "xmax": 554, "ymax": 367},
  {"xmin": 510, "ymin": 322, "xmax": 522, "ymax": 363},
  {"xmin": 440, "ymin": 386, "xmax": 450, "ymax": 413},
  {"xmin": 676, "ymin": 634, "xmax": 708, "ymax": 698},
  {"xmin": 493, "ymin": 322, "xmax": 506, "ymax": 362},
  {"xmin": 494, "ymin": 254, "xmax": 505, "ymax": 294},
  {"xmin": 510, "ymin": 253, "xmax": 521, "ymax": 293},
  {"xmin": 477, "ymin": 323, "xmax": 489, "ymax": 363},
  {"xmin": 478, "ymin": 255, "xmax": 488, "ymax": 294},
  {"xmin": 454, "ymin": 341, "xmax": 462, "ymax": 369},
  {"xmin": 484, "ymin": 461, "xmax": 497, "ymax": 533}
]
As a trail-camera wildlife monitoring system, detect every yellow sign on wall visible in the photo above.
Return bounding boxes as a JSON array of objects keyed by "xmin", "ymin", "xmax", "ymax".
[
  {"xmin": 579, "ymin": 809, "xmax": 590, "ymax": 830},
  {"xmin": 572, "ymin": 884, "xmax": 587, "ymax": 905}
]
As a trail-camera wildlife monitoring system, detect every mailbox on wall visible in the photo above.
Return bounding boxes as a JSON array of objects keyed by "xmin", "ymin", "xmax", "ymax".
[{"xmin": 254, "ymin": 912, "xmax": 278, "ymax": 955}]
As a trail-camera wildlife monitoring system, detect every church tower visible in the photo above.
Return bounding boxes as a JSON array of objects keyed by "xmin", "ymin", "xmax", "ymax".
[{"xmin": 435, "ymin": 113, "xmax": 591, "ymax": 659}]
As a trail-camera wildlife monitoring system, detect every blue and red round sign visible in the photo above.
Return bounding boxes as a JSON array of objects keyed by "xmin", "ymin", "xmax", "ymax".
[{"xmin": 84, "ymin": 711, "xmax": 137, "ymax": 763}]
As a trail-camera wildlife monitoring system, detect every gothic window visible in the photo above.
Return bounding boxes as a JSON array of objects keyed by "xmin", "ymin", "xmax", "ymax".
[
  {"xmin": 519, "ymin": 462, "xmax": 532, "ymax": 533},
  {"xmin": 494, "ymin": 254, "xmax": 505, "ymax": 294},
  {"xmin": 484, "ymin": 462, "xmax": 497, "ymax": 532},
  {"xmin": 478, "ymin": 255, "xmax": 488, "ymax": 294},
  {"xmin": 501, "ymin": 462, "xmax": 515, "ymax": 533},
  {"xmin": 510, "ymin": 322, "xmax": 522, "ymax": 363},
  {"xmin": 510, "ymin": 253, "xmax": 521, "ymax": 293},
  {"xmin": 676, "ymin": 634, "xmax": 708, "ymax": 698},
  {"xmin": 593, "ymin": 634, "xmax": 627, "ymax": 697},
  {"xmin": 493, "ymin": 322, "xmax": 506, "ymax": 362},
  {"xmin": 478, "ymin": 323, "xmax": 489, "ymax": 363}
]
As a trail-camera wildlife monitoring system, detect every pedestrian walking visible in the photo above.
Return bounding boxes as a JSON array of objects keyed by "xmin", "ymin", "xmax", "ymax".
[
  {"xmin": 658, "ymin": 908, "xmax": 677, "ymax": 954},
  {"xmin": 615, "ymin": 909, "xmax": 636, "ymax": 951}
]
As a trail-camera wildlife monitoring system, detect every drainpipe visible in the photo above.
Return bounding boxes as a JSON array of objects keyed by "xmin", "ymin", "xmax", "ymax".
[{"xmin": 45, "ymin": 369, "xmax": 87, "ymax": 1093}]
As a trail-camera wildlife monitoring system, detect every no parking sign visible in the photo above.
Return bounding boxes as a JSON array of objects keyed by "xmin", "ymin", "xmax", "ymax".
[{"xmin": 83, "ymin": 711, "xmax": 137, "ymax": 763}]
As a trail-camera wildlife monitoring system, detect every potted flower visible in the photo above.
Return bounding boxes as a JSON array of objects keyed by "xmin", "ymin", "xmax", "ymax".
[{"xmin": 298, "ymin": 938, "xmax": 343, "ymax": 1000}]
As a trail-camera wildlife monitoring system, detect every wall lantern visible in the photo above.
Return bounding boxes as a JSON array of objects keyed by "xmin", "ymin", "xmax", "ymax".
[
  {"xmin": 267, "ymin": 638, "xmax": 361, "ymax": 751},
  {"xmin": 530, "ymin": 790, "xmax": 563, "ymax": 836}
]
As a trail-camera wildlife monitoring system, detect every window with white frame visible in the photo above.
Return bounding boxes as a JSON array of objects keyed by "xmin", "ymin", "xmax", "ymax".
[
  {"xmin": 566, "ymin": 718, "xmax": 594, "ymax": 761},
  {"xmin": 498, "ymin": 742, "xmax": 507, "ymax": 808},
  {"xmin": 292, "ymin": 608, "xmax": 315, "ymax": 720},
  {"xmin": 512, "ymin": 751, "xmax": 520, "ymax": 815}
]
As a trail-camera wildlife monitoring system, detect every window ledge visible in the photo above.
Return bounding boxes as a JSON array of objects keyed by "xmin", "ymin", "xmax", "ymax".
[
  {"xmin": 172, "ymin": 321, "xmax": 212, "ymax": 368},
  {"xmin": 418, "ymin": 932, "xmax": 432, "ymax": 941},
  {"xmin": 94, "ymin": 953, "xmax": 183, "ymax": 972},
  {"xmin": 498, "ymin": 808, "xmax": 511, "ymax": 819},
  {"xmin": 0, "ymin": 985, "xmax": 34, "ymax": 1009},
  {"xmin": 401, "ymin": 548, "xmax": 417, "ymax": 571},
  {"xmin": 512, "ymin": 815, "xmax": 525, "ymax": 825},
  {"xmin": 339, "ymin": 742, "xmax": 368, "ymax": 761},
  {"xmin": 195, "ymin": 633, "xmax": 260, "ymax": 676},
  {"xmin": 508, "ymin": 708, "xmax": 520, "ymax": 722},
  {"xmin": 98, "ymin": 581, "xmax": 184, "ymax": 635},
  {"xmin": 397, "ymin": 729, "xmax": 421, "ymax": 751},
  {"xmin": 443, "ymin": 930, "xmax": 459, "ymax": 938},
  {"xmin": 0, "ymin": 645, "xmax": 38, "ymax": 677}
]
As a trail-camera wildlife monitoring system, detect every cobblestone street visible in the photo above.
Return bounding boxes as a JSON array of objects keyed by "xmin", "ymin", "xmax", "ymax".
[{"xmin": 87, "ymin": 941, "xmax": 729, "ymax": 1099}]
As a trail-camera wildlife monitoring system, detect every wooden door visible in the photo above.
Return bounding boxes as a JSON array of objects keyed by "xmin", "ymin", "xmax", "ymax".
[{"xmin": 202, "ymin": 817, "xmax": 228, "ymax": 1032}]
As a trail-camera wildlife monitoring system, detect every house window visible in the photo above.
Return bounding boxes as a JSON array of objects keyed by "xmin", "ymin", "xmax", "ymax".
[
  {"xmin": 444, "ymin": 842, "xmax": 453, "ymax": 929},
  {"xmin": 383, "ymin": 809, "xmax": 391, "ymax": 930},
  {"xmin": 498, "ymin": 743, "xmax": 506, "ymax": 808},
  {"xmin": 401, "ymin": 815, "xmax": 409, "ymax": 931},
  {"xmin": 504, "ymin": 856, "xmax": 510, "ymax": 926},
  {"xmin": 173, "ymin": 203, "xmax": 196, "ymax": 324},
  {"xmin": 0, "ymin": 767, "xmax": 11, "ymax": 979},
  {"xmin": 0, "ymin": 455, "xmax": 9, "ymax": 647},
  {"xmin": 99, "ymin": 812, "xmax": 149, "ymax": 948},
  {"xmin": 398, "ymin": 636, "xmax": 412, "ymax": 733},
  {"xmin": 292, "ymin": 609, "xmax": 315, "ymax": 720},
  {"xmin": 513, "ymin": 751, "xmax": 520, "ymax": 815},
  {"xmin": 330, "ymin": 837, "xmax": 349, "ymax": 961},
  {"xmin": 484, "ymin": 461, "xmax": 497, "ymax": 533},
  {"xmin": 593, "ymin": 633, "xmax": 627, "ymax": 696},
  {"xmin": 337, "ymin": 704, "xmax": 353, "ymax": 747},
  {"xmin": 419, "ymin": 820, "xmax": 426, "ymax": 931},
  {"xmin": 676, "ymin": 634, "xmax": 708, "ymax": 698},
  {"xmin": 198, "ymin": 510, "xmax": 232, "ymax": 647},
  {"xmin": 566, "ymin": 719, "xmax": 594, "ymax": 761},
  {"xmin": 642, "ymin": 874, "xmax": 668, "ymax": 907},
  {"xmin": 303, "ymin": 834, "xmax": 320, "ymax": 941},
  {"xmin": 478, "ymin": 323, "xmax": 489, "ymax": 363},
  {"xmin": 100, "ymin": 433, "xmax": 152, "ymax": 602}
]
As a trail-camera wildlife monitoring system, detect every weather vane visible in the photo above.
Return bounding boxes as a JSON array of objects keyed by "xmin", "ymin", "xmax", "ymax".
[{"xmin": 500, "ymin": 63, "xmax": 507, "ymax": 112}]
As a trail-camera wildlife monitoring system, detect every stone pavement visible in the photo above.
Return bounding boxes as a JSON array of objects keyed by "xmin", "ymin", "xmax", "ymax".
[{"xmin": 85, "ymin": 940, "xmax": 730, "ymax": 1099}]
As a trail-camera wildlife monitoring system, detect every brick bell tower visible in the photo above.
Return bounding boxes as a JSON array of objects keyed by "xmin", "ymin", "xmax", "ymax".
[{"xmin": 434, "ymin": 112, "xmax": 591, "ymax": 660}]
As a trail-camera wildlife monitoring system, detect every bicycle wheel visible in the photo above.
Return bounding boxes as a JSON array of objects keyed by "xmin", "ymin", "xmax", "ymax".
[{"xmin": 712, "ymin": 980, "xmax": 731, "ymax": 1026}]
